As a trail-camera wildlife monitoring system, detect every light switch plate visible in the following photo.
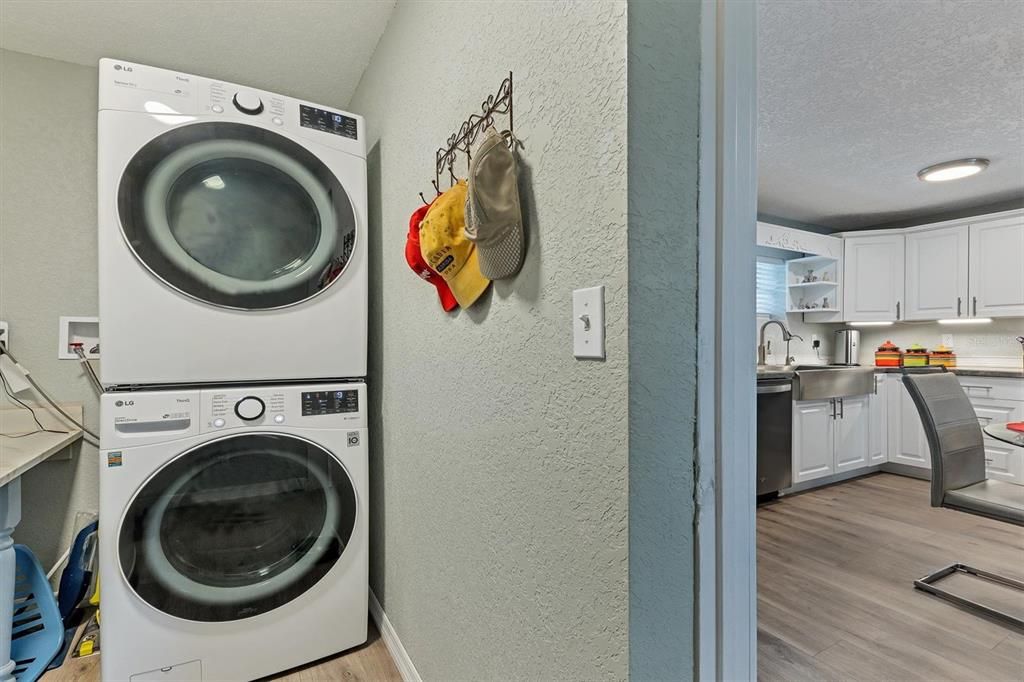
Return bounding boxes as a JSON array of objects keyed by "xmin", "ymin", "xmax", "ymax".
[{"xmin": 572, "ymin": 286, "xmax": 605, "ymax": 359}]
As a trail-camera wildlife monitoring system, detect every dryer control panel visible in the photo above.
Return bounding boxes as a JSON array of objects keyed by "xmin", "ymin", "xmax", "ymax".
[{"xmin": 97, "ymin": 58, "xmax": 366, "ymax": 158}]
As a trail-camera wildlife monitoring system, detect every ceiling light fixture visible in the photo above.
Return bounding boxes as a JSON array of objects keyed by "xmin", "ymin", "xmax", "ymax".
[
  {"xmin": 937, "ymin": 318, "xmax": 993, "ymax": 325},
  {"xmin": 917, "ymin": 158, "xmax": 989, "ymax": 182}
]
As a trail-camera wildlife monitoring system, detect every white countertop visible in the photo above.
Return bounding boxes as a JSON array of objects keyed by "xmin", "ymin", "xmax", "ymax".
[{"xmin": 0, "ymin": 403, "xmax": 83, "ymax": 487}]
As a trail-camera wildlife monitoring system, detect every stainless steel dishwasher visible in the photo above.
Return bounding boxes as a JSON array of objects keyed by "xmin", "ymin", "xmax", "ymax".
[{"xmin": 757, "ymin": 378, "xmax": 792, "ymax": 499}]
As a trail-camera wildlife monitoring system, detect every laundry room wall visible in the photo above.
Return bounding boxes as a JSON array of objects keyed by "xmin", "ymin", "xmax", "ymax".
[
  {"xmin": 350, "ymin": 0, "xmax": 704, "ymax": 678},
  {"xmin": 348, "ymin": 2, "xmax": 630, "ymax": 679},
  {"xmin": 0, "ymin": 49, "xmax": 101, "ymax": 570}
]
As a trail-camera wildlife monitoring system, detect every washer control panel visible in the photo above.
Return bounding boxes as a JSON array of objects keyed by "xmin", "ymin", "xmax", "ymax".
[
  {"xmin": 301, "ymin": 389, "xmax": 359, "ymax": 416},
  {"xmin": 200, "ymin": 383, "xmax": 366, "ymax": 431}
]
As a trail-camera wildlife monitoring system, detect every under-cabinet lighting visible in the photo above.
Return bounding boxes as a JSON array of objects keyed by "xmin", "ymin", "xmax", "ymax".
[
  {"xmin": 849, "ymin": 321, "xmax": 894, "ymax": 327},
  {"xmin": 938, "ymin": 318, "xmax": 993, "ymax": 325},
  {"xmin": 917, "ymin": 158, "xmax": 989, "ymax": 182}
]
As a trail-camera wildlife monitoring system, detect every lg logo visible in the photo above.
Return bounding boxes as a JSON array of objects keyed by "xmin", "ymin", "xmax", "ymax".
[
  {"xmin": 112, "ymin": 64, "xmax": 133, "ymax": 72},
  {"xmin": 114, "ymin": 400, "xmax": 135, "ymax": 407}
]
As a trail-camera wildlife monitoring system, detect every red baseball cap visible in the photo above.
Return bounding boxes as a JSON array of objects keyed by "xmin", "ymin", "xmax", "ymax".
[{"xmin": 405, "ymin": 201, "xmax": 459, "ymax": 311}]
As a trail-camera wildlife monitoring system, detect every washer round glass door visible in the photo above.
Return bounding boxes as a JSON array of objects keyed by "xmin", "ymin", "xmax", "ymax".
[
  {"xmin": 118, "ymin": 122, "xmax": 357, "ymax": 309},
  {"xmin": 118, "ymin": 433, "xmax": 357, "ymax": 622}
]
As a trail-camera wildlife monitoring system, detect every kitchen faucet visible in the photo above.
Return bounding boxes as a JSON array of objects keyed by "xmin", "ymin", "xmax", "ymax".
[{"xmin": 758, "ymin": 319, "xmax": 804, "ymax": 366}]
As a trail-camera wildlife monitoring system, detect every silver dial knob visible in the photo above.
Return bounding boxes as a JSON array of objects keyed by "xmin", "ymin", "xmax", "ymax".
[
  {"xmin": 232, "ymin": 91, "xmax": 264, "ymax": 115},
  {"xmin": 234, "ymin": 396, "xmax": 265, "ymax": 421}
]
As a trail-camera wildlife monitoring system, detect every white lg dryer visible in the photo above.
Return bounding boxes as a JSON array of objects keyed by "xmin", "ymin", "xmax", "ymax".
[
  {"xmin": 99, "ymin": 382, "xmax": 368, "ymax": 681},
  {"xmin": 98, "ymin": 59, "xmax": 367, "ymax": 386}
]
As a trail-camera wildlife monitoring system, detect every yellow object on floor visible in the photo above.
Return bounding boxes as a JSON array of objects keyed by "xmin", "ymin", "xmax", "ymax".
[{"xmin": 90, "ymin": 576, "xmax": 100, "ymax": 623}]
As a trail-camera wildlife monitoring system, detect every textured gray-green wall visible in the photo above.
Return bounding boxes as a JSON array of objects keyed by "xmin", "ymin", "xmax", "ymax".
[
  {"xmin": 627, "ymin": 1, "xmax": 702, "ymax": 679},
  {"xmin": 348, "ymin": 1, "xmax": 630, "ymax": 678},
  {"xmin": 0, "ymin": 49, "xmax": 100, "ymax": 569}
]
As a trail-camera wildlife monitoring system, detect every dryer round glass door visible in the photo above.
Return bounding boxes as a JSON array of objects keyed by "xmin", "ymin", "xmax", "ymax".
[
  {"xmin": 118, "ymin": 433, "xmax": 357, "ymax": 622},
  {"xmin": 117, "ymin": 122, "xmax": 357, "ymax": 309}
]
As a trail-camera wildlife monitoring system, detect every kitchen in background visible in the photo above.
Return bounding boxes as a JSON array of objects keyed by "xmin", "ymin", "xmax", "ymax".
[{"xmin": 755, "ymin": 220, "xmax": 1023, "ymax": 371}]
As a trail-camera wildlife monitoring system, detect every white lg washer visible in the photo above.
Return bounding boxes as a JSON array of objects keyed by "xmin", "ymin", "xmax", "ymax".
[
  {"xmin": 97, "ymin": 59, "xmax": 367, "ymax": 386},
  {"xmin": 99, "ymin": 383, "xmax": 368, "ymax": 681}
]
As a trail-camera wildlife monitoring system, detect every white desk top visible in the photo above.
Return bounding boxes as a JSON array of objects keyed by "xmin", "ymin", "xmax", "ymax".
[{"xmin": 0, "ymin": 403, "xmax": 83, "ymax": 487}]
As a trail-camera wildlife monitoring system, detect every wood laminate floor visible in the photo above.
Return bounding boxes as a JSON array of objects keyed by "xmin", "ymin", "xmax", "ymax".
[
  {"xmin": 758, "ymin": 473, "xmax": 1024, "ymax": 681},
  {"xmin": 42, "ymin": 617, "xmax": 401, "ymax": 682}
]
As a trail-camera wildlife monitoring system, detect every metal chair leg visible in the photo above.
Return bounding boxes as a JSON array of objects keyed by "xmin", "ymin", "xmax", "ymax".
[{"xmin": 914, "ymin": 563, "xmax": 1024, "ymax": 629}]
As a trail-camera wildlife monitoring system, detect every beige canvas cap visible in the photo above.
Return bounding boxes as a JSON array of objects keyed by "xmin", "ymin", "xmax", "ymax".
[{"xmin": 464, "ymin": 126, "xmax": 525, "ymax": 280}]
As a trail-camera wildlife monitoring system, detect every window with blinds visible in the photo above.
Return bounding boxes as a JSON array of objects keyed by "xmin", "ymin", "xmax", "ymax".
[{"xmin": 756, "ymin": 256, "xmax": 787, "ymax": 319}]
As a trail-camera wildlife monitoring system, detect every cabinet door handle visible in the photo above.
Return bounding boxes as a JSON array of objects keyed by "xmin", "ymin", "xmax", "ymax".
[
  {"xmin": 830, "ymin": 398, "xmax": 836, "ymax": 419},
  {"xmin": 896, "ymin": 301, "xmax": 901, "ymax": 321},
  {"xmin": 973, "ymin": 296, "xmax": 977, "ymax": 317},
  {"xmin": 957, "ymin": 297, "xmax": 962, "ymax": 317},
  {"xmin": 839, "ymin": 398, "xmax": 845, "ymax": 419}
]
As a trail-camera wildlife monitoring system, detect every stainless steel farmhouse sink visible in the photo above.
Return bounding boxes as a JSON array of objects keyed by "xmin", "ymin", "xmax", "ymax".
[{"xmin": 792, "ymin": 365, "xmax": 876, "ymax": 401}]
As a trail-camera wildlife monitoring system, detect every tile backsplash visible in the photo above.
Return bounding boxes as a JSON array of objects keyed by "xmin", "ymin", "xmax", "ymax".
[
  {"xmin": 755, "ymin": 317, "xmax": 1024, "ymax": 368},
  {"xmin": 756, "ymin": 315, "xmax": 842, "ymax": 365},
  {"xmin": 858, "ymin": 318, "xmax": 1024, "ymax": 367}
]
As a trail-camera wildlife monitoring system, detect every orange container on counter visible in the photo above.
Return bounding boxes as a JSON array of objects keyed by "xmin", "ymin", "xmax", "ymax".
[{"xmin": 874, "ymin": 340, "xmax": 902, "ymax": 367}]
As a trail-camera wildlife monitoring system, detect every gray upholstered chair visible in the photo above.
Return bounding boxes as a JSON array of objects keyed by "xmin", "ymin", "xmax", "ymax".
[{"xmin": 902, "ymin": 369, "xmax": 1024, "ymax": 627}]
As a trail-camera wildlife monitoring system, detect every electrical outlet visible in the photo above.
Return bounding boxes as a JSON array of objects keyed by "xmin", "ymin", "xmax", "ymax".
[{"xmin": 941, "ymin": 334, "xmax": 954, "ymax": 348}]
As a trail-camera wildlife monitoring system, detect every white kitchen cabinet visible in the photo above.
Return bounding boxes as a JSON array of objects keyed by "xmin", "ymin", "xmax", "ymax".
[
  {"xmin": 887, "ymin": 376, "xmax": 930, "ymax": 470},
  {"xmin": 905, "ymin": 225, "xmax": 969, "ymax": 320},
  {"xmin": 835, "ymin": 395, "xmax": 870, "ymax": 472},
  {"xmin": 869, "ymin": 374, "xmax": 887, "ymax": 464},
  {"xmin": 968, "ymin": 216, "xmax": 1024, "ymax": 318},
  {"xmin": 957, "ymin": 384, "xmax": 1024, "ymax": 486},
  {"xmin": 981, "ymin": 440, "xmax": 1024, "ymax": 484},
  {"xmin": 793, "ymin": 394, "xmax": 873, "ymax": 483},
  {"xmin": 842, "ymin": 234, "xmax": 905, "ymax": 322},
  {"xmin": 792, "ymin": 399, "xmax": 836, "ymax": 483}
]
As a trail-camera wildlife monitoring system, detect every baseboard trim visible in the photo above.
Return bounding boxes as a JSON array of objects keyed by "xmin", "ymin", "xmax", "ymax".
[
  {"xmin": 369, "ymin": 589, "xmax": 422, "ymax": 682},
  {"xmin": 781, "ymin": 465, "xmax": 883, "ymax": 495},
  {"xmin": 880, "ymin": 462, "xmax": 931, "ymax": 481}
]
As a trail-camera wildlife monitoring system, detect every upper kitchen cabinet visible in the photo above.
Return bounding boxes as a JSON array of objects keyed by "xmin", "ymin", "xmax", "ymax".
[
  {"xmin": 842, "ymin": 234, "xmax": 905, "ymax": 322},
  {"xmin": 905, "ymin": 225, "xmax": 969, "ymax": 320},
  {"xmin": 968, "ymin": 216, "xmax": 1024, "ymax": 318}
]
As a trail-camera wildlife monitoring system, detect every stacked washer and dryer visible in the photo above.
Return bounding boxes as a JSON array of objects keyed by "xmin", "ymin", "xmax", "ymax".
[{"xmin": 96, "ymin": 59, "xmax": 369, "ymax": 681}]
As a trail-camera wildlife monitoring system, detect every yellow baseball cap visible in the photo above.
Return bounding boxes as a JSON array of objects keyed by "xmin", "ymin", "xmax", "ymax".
[{"xmin": 419, "ymin": 180, "xmax": 490, "ymax": 308}]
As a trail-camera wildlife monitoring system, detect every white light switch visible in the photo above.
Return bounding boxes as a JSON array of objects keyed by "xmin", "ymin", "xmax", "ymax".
[{"xmin": 573, "ymin": 286, "xmax": 605, "ymax": 359}]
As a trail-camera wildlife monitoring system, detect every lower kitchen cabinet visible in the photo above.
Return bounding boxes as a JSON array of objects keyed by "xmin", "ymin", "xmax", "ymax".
[
  {"xmin": 957, "ymin": 377, "xmax": 1024, "ymax": 485},
  {"xmin": 869, "ymin": 374, "xmax": 887, "ymax": 464},
  {"xmin": 793, "ymin": 399, "xmax": 835, "ymax": 482},
  {"xmin": 791, "ymin": 372, "xmax": 1024, "ymax": 492},
  {"xmin": 793, "ymin": 394, "xmax": 871, "ymax": 483},
  {"xmin": 887, "ymin": 375, "xmax": 930, "ymax": 470},
  {"xmin": 836, "ymin": 395, "xmax": 870, "ymax": 472}
]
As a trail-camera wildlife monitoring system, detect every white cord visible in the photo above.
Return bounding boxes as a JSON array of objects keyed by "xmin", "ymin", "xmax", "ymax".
[
  {"xmin": 46, "ymin": 545, "xmax": 72, "ymax": 580},
  {"xmin": 0, "ymin": 339, "xmax": 100, "ymax": 444}
]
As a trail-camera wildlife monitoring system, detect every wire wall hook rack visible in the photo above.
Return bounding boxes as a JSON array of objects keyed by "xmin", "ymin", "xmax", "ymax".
[{"xmin": 422, "ymin": 71, "xmax": 514, "ymax": 204}]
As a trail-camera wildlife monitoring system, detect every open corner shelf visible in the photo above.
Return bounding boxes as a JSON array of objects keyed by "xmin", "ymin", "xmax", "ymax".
[{"xmin": 786, "ymin": 255, "xmax": 840, "ymax": 314}]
